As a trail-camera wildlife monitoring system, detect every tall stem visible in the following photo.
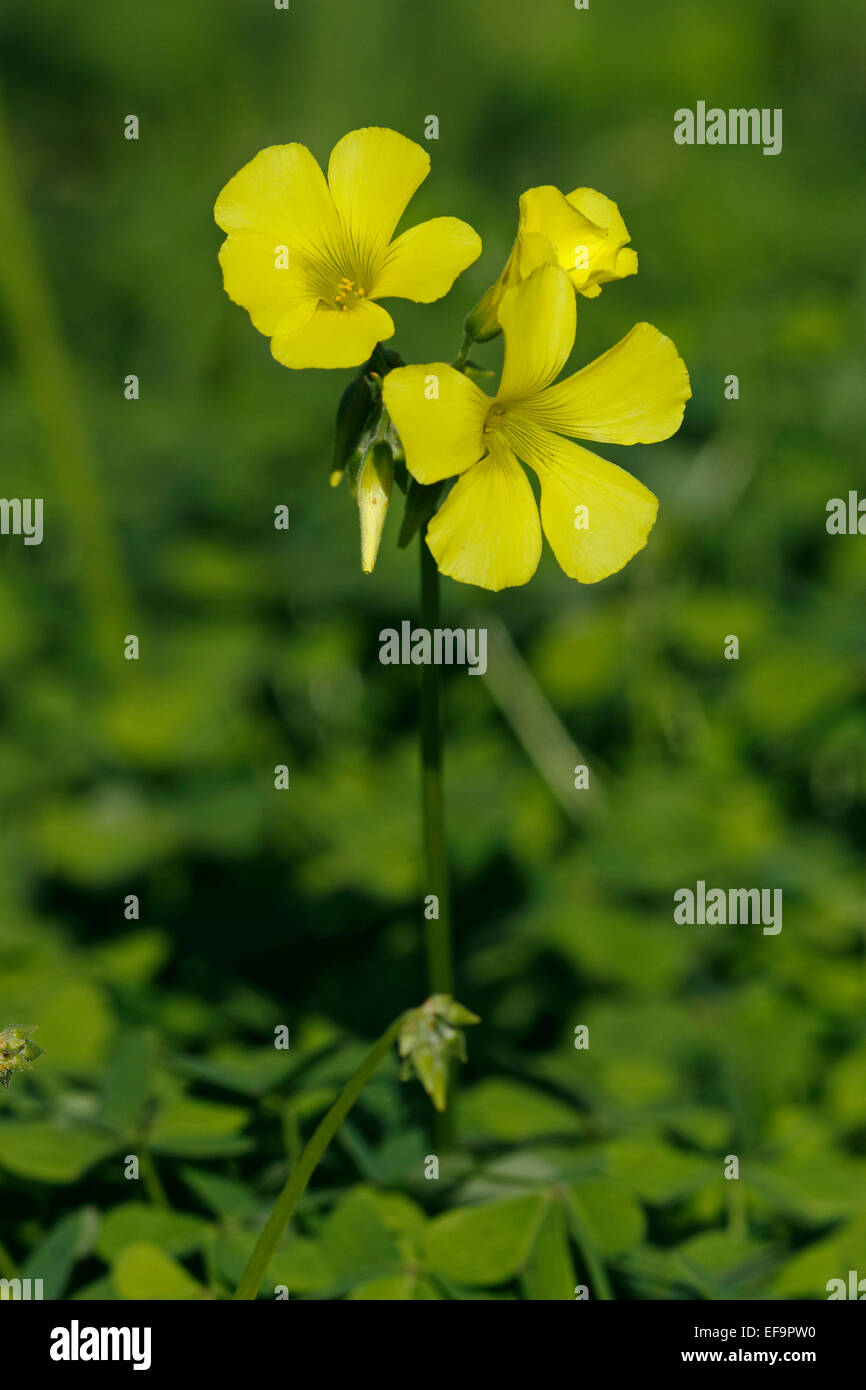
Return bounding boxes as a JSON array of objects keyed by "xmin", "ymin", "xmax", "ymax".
[
  {"xmin": 419, "ymin": 532, "xmax": 458, "ymax": 1150},
  {"xmin": 233, "ymin": 1012, "xmax": 407, "ymax": 1300},
  {"xmin": 419, "ymin": 532, "xmax": 455, "ymax": 998}
]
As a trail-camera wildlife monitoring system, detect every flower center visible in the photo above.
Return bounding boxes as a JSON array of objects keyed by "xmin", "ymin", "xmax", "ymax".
[
  {"xmin": 331, "ymin": 277, "xmax": 367, "ymax": 312},
  {"xmin": 484, "ymin": 402, "xmax": 508, "ymax": 434}
]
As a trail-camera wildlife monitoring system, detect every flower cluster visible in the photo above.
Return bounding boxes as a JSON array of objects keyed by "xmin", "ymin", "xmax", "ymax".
[{"xmin": 215, "ymin": 127, "xmax": 690, "ymax": 589}]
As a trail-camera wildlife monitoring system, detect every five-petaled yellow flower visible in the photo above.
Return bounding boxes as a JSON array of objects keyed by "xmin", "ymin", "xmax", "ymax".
[
  {"xmin": 467, "ymin": 186, "xmax": 638, "ymax": 340},
  {"xmin": 214, "ymin": 127, "xmax": 481, "ymax": 370},
  {"xmin": 383, "ymin": 264, "xmax": 690, "ymax": 590}
]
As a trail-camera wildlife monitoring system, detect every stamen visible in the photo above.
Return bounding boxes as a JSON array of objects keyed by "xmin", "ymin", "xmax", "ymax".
[{"xmin": 329, "ymin": 274, "xmax": 368, "ymax": 311}]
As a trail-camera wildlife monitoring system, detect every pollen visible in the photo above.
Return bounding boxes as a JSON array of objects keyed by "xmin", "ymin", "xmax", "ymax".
[{"xmin": 331, "ymin": 277, "xmax": 366, "ymax": 310}]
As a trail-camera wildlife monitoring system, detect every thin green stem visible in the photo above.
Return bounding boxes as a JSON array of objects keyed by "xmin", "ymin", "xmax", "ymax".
[
  {"xmin": 419, "ymin": 534, "xmax": 455, "ymax": 998},
  {"xmin": 452, "ymin": 333, "xmax": 474, "ymax": 372},
  {"xmin": 419, "ymin": 534, "xmax": 457, "ymax": 1150},
  {"xmin": 233, "ymin": 1013, "xmax": 408, "ymax": 1300}
]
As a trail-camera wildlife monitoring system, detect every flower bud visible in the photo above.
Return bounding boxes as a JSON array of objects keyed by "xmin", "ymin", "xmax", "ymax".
[
  {"xmin": 398, "ymin": 994, "xmax": 480, "ymax": 1112},
  {"xmin": 354, "ymin": 440, "xmax": 393, "ymax": 574},
  {"xmin": 465, "ymin": 185, "xmax": 638, "ymax": 342}
]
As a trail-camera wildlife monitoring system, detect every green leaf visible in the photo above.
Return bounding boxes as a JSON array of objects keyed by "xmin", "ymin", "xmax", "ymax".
[
  {"xmin": 212, "ymin": 1230, "xmax": 331, "ymax": 1295},
  {"xmin": 0, "ymin": 1123, "xmax": 115, "ymax": 1183},
  {"xmin": 460, "ymin": 1079, "xmax": 582, "ymax": 1141},
  {"xmin": 337, "ymin": 1119, "xmax": 427, "ymax": 1185},
  {"xmin": 149, "ymin": 1097, "xmax": 250, "ymax": 1157},
  {"xmin": 267, "ymin": 1241, "xmax": 333, "ymax": 1295},
  {"xmin": 152, "ymin": 1133, "xmax": 252, "ymax": 1158},
  {"xmin": 354, "ymin": 1186, "xmax": 427, "ymax": 1234},
  {"xmin": 349, "ymin": 1274, "xmax": 441, "ymax": 1300},
  {"xmin": 770, "ymin": 1217, "xmax": 866, "ymax": 1298},
  {"xmin": 72, "ymin": 1275, "xmax": 120, "ymax": 1300},
  {"xmin": 102, "ymin": 1029, "xmax": 155, "ymax": 1133},
  {"xmin": 319, "ymin": 1190, "xmax": 402, "ymax": 1288},
  {"xmin": 90, "ymin": 930, "xmax": 169, "ymax": 987},
  {"xmin": 748, "ymin": 1152, "xmax": 866, "ymax": 1222},
  {"xmin": 97, "ymin": 1203, "xmax": 210, "ymax": 1261},
  {"xmin": 36, "ymin": 979, "xmax": 114, "ymax": 1074},
  {"xmin": 423, "ymin": 1196, "xmax": 545, "ymax": 1286},
  {"xmin": 567, "ymin": 1179, "xmax": 646, "ymax": 1256},
  {"xmin": 22, "ymin": 1207, "xmax": 99, "ymax": 1298},
  {"xmin": 827, "ymin": 1043, "xmax": 866, "ymax": 1129},
  {"xmin": 180, "ymin": 1166, "xmax": 260, "ymax": 1221},
  {"xmin": 521, "ymin": 1199, "xmax": 575, "ymax": 1300},
  {"xmin": 113, "ymin": 1242, "xmax": 207, "ymax": 1300},
  {"xmin": 674, "ymin": 1231, "xmax": 775, "ymax": 1297},
  {"xmin": 606, "ymin": 1139, "xmax": 717, "ymax": 1204},
  {"xmin": 172, "ymin": 1046, "xmax": 296, "ymax": 1097}
]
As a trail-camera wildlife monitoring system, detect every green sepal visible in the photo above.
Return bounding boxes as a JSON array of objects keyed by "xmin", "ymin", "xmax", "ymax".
[
  {"xmin": 462, "ymin": 360, "xmax": 496, "ymax": 383},
  {"xmin": 330, "ymin": 373, "xmax": 376, "ymax": 487},
  {"xmin": 397, "ymin": 478, "xmax": 446, "ymax": 550}
]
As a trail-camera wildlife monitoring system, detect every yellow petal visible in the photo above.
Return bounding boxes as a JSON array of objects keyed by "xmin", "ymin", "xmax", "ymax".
[
  {"xmin": 496, "ymin": 265, "xmax": 575, "ymax": 402},
  {"xmin": 519, "ymin": 186, "xmax": 609, "ymax": 286},
  {"xmin": 566, "ymin": 187, "xmax": 629, "ymax": 247},
  {"xmin": 382, "ymin": 364, "xmax": 489, "ymax": 484},
  {"xmin": 374, "ymin": 217, "xmax": 481, "ymax": 302},
  {"xmin": 526, "ymin": 322, "xmax": 691, "ymax": 444},
  {"xmin": 271, "ymin": 299, "xmax": 394, "ymax": 370},
  {"xmin": 218, "ymin": 231, "xmax": 318, "ymax": 336},
  {"xmin": 615, "ymin": 247, "xmax": 638, "ymax": 279},
  {"xmin": 327, "ymin": 128, "xmax": 430, "ymax": 266},
  {"xmin": 427, "ymin": 437, "xmax": 542, "ymax": 591},
  {"xmin": 517, "ymin": 423, "xmax": 658, "ymax": 583},
  {"xmin": 565, "ymin": 187, "xmax": 637, "ymax": 290},
  {"xmin": 515, "ymin": 231, "xmax": 558, "ymax": 278},
  {"xmin": 214, "ymin": 144, "xmax": 342, "ymax": 261}
]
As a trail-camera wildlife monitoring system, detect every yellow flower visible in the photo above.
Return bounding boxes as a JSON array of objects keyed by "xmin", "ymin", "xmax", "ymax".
[
  {"xmin": 383, "ymin": 264, "xmax": 690, "ymax": 591},
  {"xmin": 214, "ymin": 128, "xmax": 481, "ymax": 370},
  {"xmin": 466, "ymin": 185, "xmax": 637, "ymax": 341}
]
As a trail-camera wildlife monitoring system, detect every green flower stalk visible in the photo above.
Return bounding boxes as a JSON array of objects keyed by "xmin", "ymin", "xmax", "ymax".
[{"xmin": 233, "ymin": 997, "xmax": 477, "ymax": 1300}]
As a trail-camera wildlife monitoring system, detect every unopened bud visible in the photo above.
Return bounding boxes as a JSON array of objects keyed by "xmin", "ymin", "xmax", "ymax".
[
  {"xmin": 398, "ymin": 995, "xmax": 480, "ymax": 1112},
  {"xmin": 355, "ymin": 440, "xmax": 393, "ymax": 574}
]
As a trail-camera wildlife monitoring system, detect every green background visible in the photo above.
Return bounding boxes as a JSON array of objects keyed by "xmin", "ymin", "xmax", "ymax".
[{"xmin": 0, "ymin": 0, "xmax": 864, "ymax": 1299}]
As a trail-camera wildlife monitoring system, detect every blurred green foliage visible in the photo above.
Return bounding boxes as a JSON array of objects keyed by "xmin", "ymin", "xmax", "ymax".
[{"xmin": 0, "ymin": 0, "xmax": 865, "ymax": 1299}]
